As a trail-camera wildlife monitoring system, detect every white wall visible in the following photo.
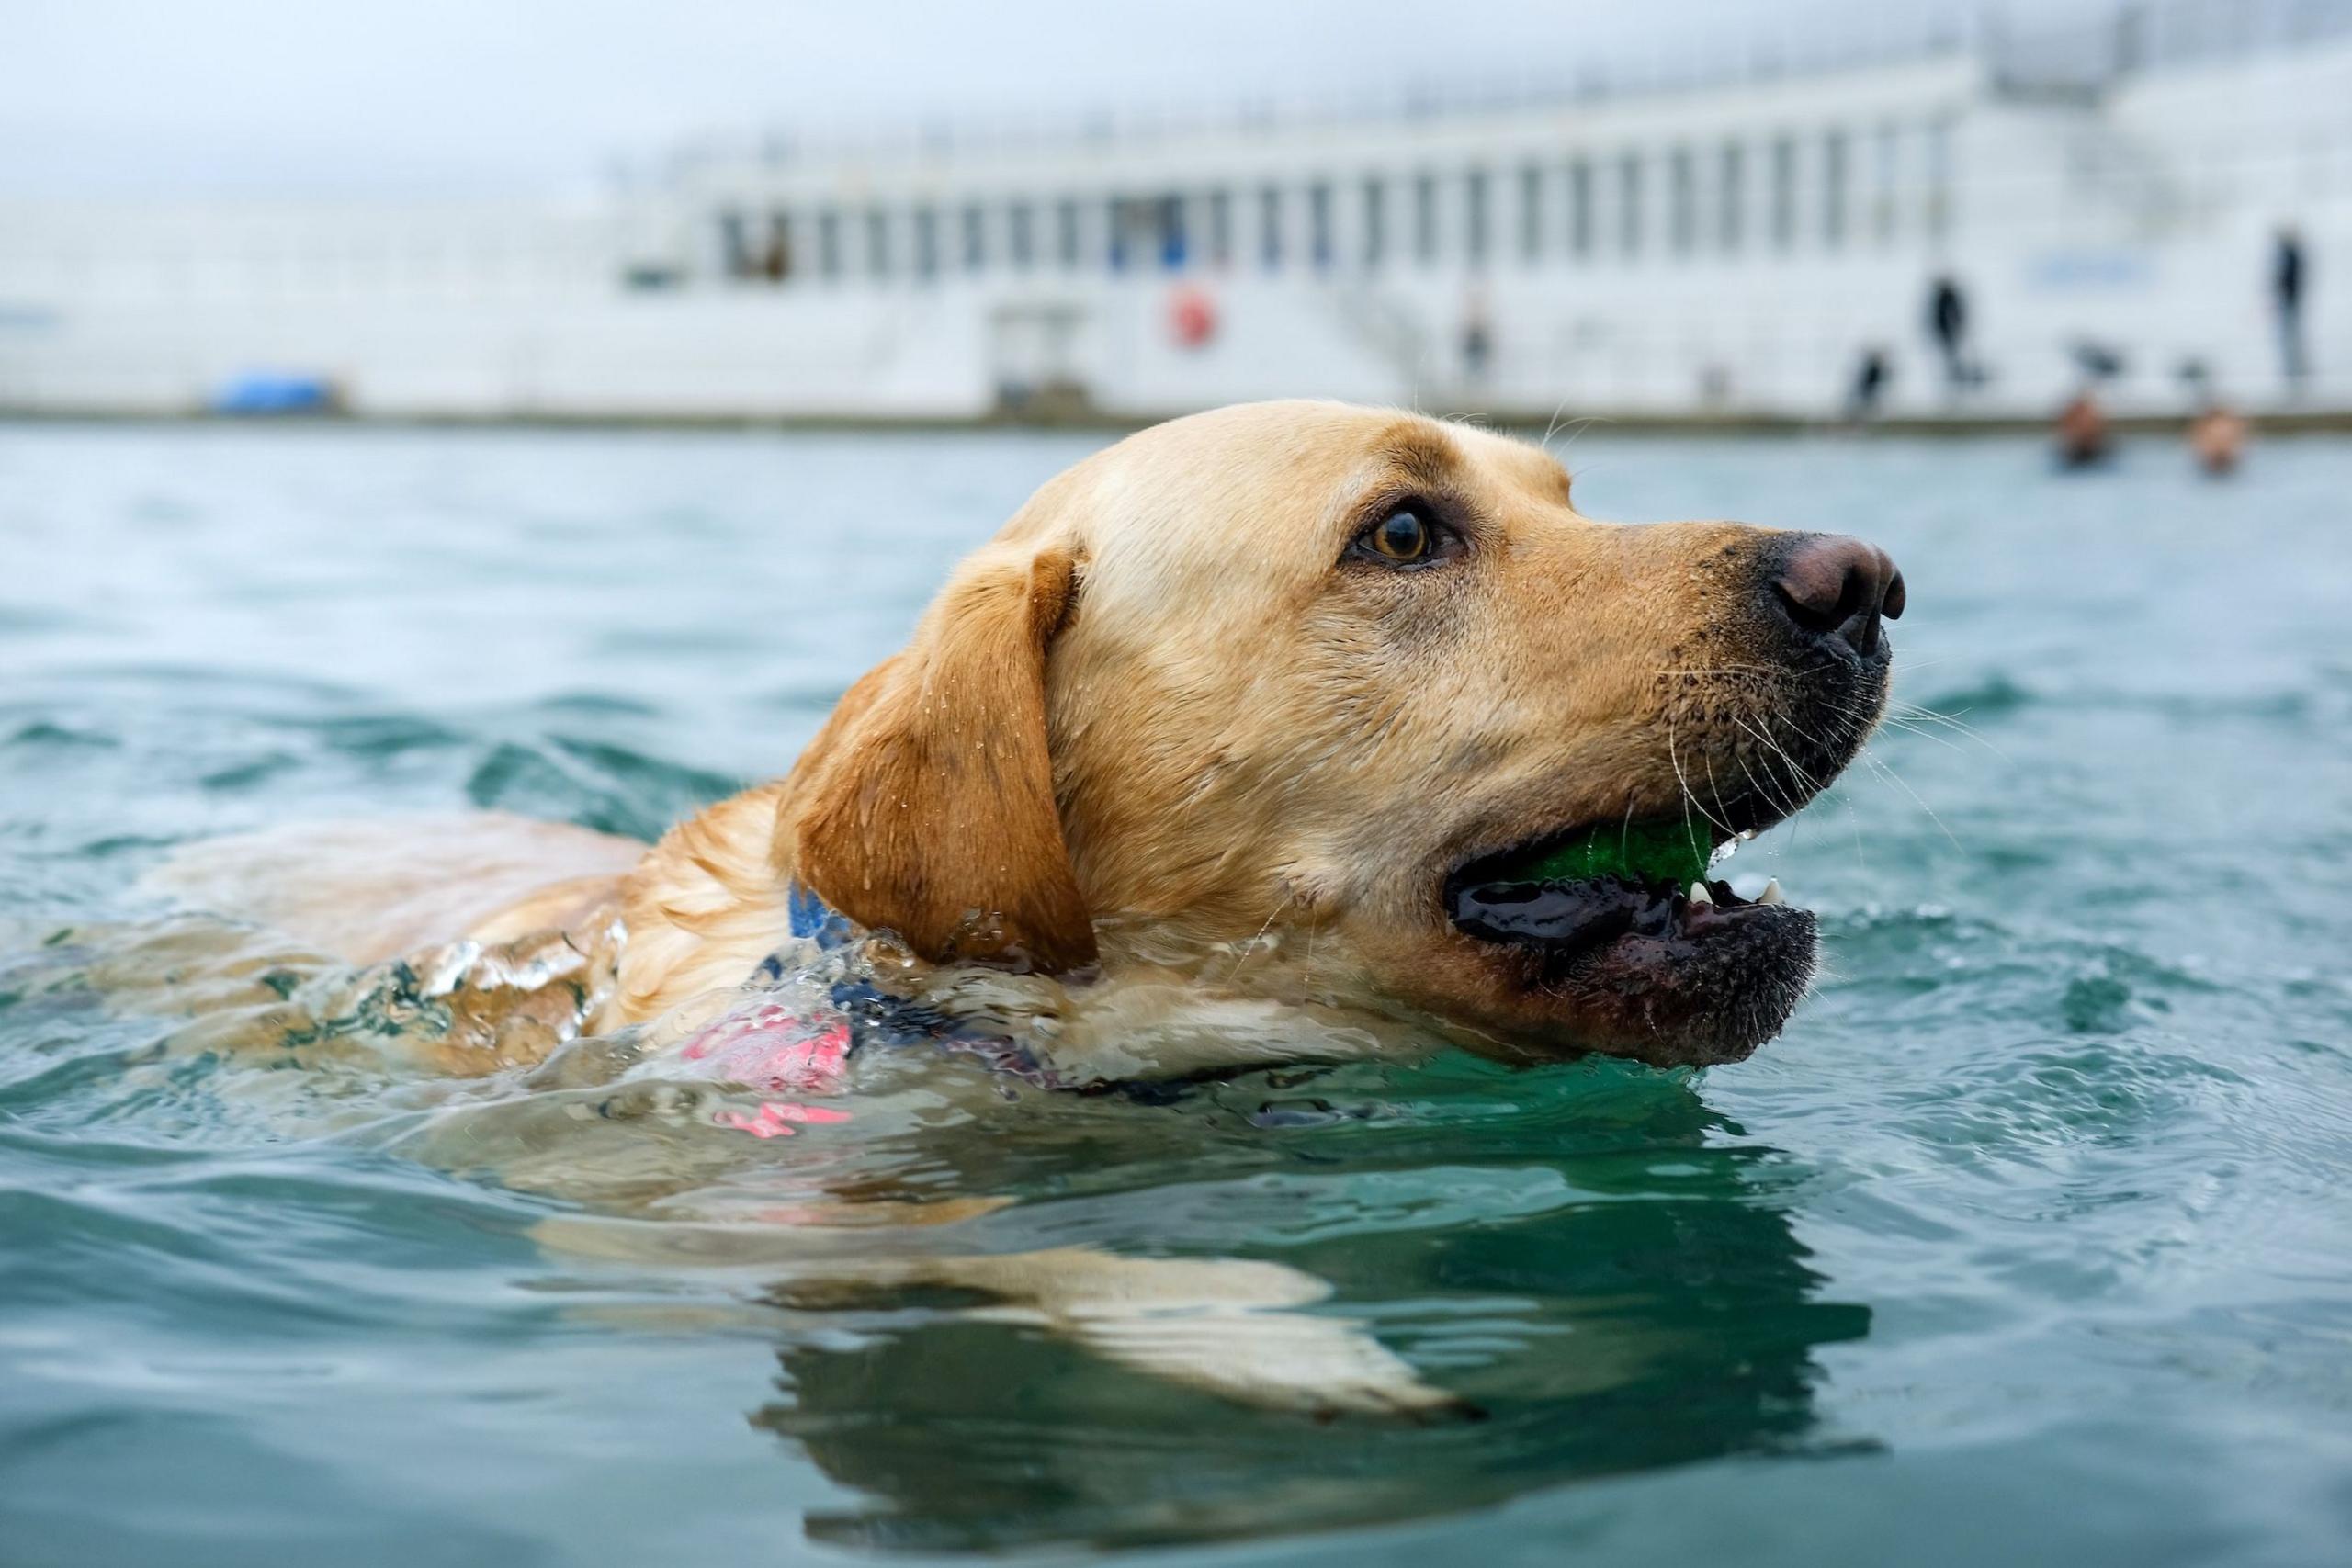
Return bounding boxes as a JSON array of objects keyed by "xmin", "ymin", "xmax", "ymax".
[{"xmin": 5, "ymin": 42, "xmax": 2350, "ymax": 421}]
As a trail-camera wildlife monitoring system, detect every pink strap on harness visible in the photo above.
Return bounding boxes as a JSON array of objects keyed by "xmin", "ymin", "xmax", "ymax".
[{"xmin": 677, "ymin": 1000, "xmax": 854, "ymax": 1136}]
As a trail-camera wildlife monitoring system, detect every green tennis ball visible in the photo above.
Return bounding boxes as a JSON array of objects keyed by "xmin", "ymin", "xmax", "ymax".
[{"xmin": 1511, "ymin": 818, "xmax": 1714, "ymax": 889}]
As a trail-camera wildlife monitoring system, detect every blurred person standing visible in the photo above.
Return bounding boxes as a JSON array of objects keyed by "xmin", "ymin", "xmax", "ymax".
[
  {"xmin": 1927, "ymin": 276, "xmax": 1971, "ymax": 396},
  {"xmin": 1459, "ymin": 288, "xmax": 1494, "ymax": 386},
  {"xmin": 2273, "ymin": 226, "xmax": 2308, "ymax": 394},
  {"xmin": 1845, "ymin": 345, "xmax": 1891, "ymax": 424}
]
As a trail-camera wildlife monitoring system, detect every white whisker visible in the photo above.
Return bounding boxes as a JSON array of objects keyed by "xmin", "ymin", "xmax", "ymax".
[{"xmin": 1667, "ymin": 717, "xmax": 1737, "ymax": 838}]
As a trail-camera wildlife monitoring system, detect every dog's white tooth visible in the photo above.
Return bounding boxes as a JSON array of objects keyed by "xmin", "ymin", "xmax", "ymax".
[
  {"xmin": 1689, "ymin": 882, "xmax": 1713, "ymax": 905},
  {"xmin": 1758, "ymin": 878, "xmax": 1784, "ymax": 906},
  {"xmin": 1737, "ymin": 829, "xmax": 1756, "ymax": 841}
]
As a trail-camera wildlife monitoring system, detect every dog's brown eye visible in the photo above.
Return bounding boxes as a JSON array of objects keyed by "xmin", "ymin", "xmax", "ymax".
[
  {"xmin": 1347, "ymin": 502, "xmax": 1464, "ymax": 571},
  {"xmin": 1370, "ymin": 509, "xmax": 1430, "ymax": 562}
]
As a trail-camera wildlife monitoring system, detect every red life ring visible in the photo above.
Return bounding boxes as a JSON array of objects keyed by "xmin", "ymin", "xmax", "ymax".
[{"xmin": 1169, "ymin": 286, "xmax": 1217, "ymax": 348}]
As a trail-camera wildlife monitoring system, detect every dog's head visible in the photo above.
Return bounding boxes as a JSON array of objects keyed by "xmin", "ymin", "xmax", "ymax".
[{"xmin": 787, "ymin": 401, "xmax": 1902, "ymax": 1067}]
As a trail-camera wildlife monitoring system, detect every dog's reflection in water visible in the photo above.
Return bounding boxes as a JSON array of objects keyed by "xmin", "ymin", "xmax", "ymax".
[
  {"xmin": 512, "ymin": 1054, "xmax": 1868, "ymax": 1553},
  {"xmin": 741, "ymin": 1088, "xmax": 1868, "ymax": 1551}
]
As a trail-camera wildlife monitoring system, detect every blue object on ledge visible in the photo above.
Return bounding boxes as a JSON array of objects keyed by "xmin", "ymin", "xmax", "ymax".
[{"xmin": 210, "ymin": 371, "xmax": 339, "ymax": 415}]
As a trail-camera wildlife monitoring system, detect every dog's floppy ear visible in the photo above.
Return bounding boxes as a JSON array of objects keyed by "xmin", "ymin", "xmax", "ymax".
[{"xmin": 785, "ymin": 543, "xmax": 1095, "ymax": 973}]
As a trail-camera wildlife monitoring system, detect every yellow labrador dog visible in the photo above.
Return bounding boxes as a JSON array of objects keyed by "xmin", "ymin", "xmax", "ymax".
[
  {"xmin": 138, "ymin": 399, "xmax": 1903, "ymax": 1416},
  {"xmin": 159, "ymin": 398, "xmax": 1900, "ymax": 1078}
]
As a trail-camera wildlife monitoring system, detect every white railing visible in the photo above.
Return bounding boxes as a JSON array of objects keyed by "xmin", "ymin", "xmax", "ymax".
[{"xmin": 632, "ymin": 0, "xmax": 2352, "ymax": 189}]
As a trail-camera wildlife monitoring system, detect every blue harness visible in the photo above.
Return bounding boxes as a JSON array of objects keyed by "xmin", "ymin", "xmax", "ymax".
[
  {"xmin": 754, "ymin": 884, "xmax": 1197, "ymax": 1102},
  {"xmin": 749, "ymin": 879, "xmax": 857, "ymax": 980},
  {"xmin": 757, "ymin": 880, "xmax": 1062, "ymax": 1089}
]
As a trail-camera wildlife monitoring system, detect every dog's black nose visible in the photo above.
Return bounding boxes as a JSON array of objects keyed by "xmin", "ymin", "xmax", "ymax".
[{"xmin": 1769, "ymin": 534, "xmax": 1905, "ymax": 657}]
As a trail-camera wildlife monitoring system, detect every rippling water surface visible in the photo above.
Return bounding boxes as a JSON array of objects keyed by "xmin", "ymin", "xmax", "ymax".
[{"xmin": 4, "ymin": 422, "xmax": 2350, "ymax": 1565}]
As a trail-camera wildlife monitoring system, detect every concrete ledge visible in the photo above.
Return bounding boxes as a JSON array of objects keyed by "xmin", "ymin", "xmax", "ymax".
[{"xmin": 6, "ymin": 404, "xmax": 2352, "ymax": 437}]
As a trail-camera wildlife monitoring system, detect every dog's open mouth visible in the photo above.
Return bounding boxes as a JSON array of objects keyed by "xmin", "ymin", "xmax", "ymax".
[
  {"xmin": 1443, "ymin": 815, "xmax": 1796, "ymax": 960},
  {"xmin": 1440, "ymin": 809, "xmax": 1820, "ymax": 1066}
]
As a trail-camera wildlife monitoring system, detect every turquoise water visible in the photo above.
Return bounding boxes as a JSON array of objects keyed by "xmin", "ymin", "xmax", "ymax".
[{"xmin": 4, "ymin": 423, "xmax": 2350, "ymax": 1565}]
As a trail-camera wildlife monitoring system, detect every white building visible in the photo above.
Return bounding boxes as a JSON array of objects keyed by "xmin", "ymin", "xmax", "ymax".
[{"xmin": 2, "ymin": 0, "xmax": 2347, "ymax": 423}]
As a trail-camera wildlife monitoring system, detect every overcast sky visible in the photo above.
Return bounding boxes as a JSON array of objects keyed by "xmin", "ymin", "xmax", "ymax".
[{"xmin": 1, "ymin": 0, "xmax": 2102, "ymax": 197}]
